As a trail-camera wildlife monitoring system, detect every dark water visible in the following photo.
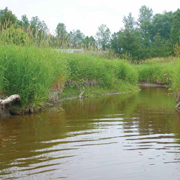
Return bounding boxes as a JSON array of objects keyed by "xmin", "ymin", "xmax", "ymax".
[{"xmin": 0, "ymin": 87, "xmax": 180, "ymax": 180}]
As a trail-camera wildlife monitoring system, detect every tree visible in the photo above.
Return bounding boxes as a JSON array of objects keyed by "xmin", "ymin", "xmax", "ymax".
[
  {"xmin": 0, "ymin": 7, "xmax": 17, "ymax": 29},
  {"xmin": 152, "ymin": 12, "xmax": 173, "ymax": 40},
  {"xmin": 111, "ymin": 30, "xmax": 142, "ymax": 60},
  {"xmin": 21, "ymin": 15, "xmax": 29, "ymax": 30},
  {"xmin": 138, "ymin": 5, "xmax": 154, "ymax": 47},
  {"xmin": 171, "ymin": 9, "xmax": 180, "ymax": 44},
  {"xmin": 55, "ymin": 23, "xmax": 68, "ymax": 47},
  {"xmin": 30, "ymin": 16, "xmax": 41, "ymax": 36},
  {"xmin": 30, "ymin": 16, "xmax": 48, "ymax": 46},
  {"xmin": 17, "ymin": 15, "xmax": 30, "ymax": 32},
  {"xmin": 96, "ymin": 24, "xmax": 111, "ymax": 50},
  {"xmin": 150, "ymin": 33, "xmax": 172, "ymax": 57},
  {"xmin": 68, "ymin": 29, "xmax": 85, "ymax": 48},
  {"xmin": 123, "ymin": 13, "xmax": 136, "ymax": 31},
  {"xmin": 30, "ymin": 16, "xmax": 48, "ymax": 37},
  {"xmin": 82, "ymin": 36, "xmax": 96, "ymax": 49},
  {"xmin": 56, "ymin": 23, "xmax": 67, "ymax": 37},
  {"xmin": 138, "ymin": 5, "xmax": 153, "ymax": 24}
]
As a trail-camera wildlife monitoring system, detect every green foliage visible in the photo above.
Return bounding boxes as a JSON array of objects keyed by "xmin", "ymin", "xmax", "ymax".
[
  {"xmin": 0, "ymin": 7, "xmax": 17, "ymax": 29},
  {"xmin": 96, "ymin": 24, "xmax": 111, "ymax": 50},
  {"xmin": 111, "ymin": 30, "xmax": 142, "ymax": 60},
  {"xmin": 138, "ymin": 5, "xmax": 153, "ymax": 24},
  {"xmin": 171, "ymin": 9, "xmax": 180, "ymax": 44},
  {"xmin": 172, "ymin": 60, "xmax": 180, "ymax": 91},
  {"xmin": 65, "ymin": 54, "xmax": 138, "ymax": 89},
  {"xmin": 0, "ymin": 27, "xmax": 31, "ymax": 46},
  {"xmin": 150, "ymin": 34, "xmax": 172, "ymax": 57},
  {"xmin": 68, "ymin": 29, "xmax": 85, "ymax": 48},
  {"xmin": 123, "ymin": 13, "xmax": 136, "ymax": 31},
  {"xmin": 21, "ymin": 15, "xmax": 30, "ymax": 30},
  {"xmin": 0, "ymin": 45, "xmax": 139, "ymax": 106},
  {"xmin": 56, "ymin": 23, "xmax": 67, "ymax": 37},
  {"xmin": 173, "ymin": 40, "xmax": 180, "ymax": 57},
  {"xmin": 82, "ymin": 36, "xmax": 96, "ymax": 49},
  {"xmin": 105, "ymin": 60, "xmax": 138, "ymax": 85},
  {"xmin": 152, "ymin": 12, "xmax": 173, "ymax": 40},
  {"xmin": 111, "ymin": 6, "xmax": 178, "ymax": 60},
  {"xmin": 0, "ymin": 45, "xmax": 68, "ymax": 105},
  {"xmin": 136, "ymin": 59, "xmax": 175, "ymax": 84},
  {"xmin": 1, "ymin": 6, "xmax": 180, "ymax": 60}
]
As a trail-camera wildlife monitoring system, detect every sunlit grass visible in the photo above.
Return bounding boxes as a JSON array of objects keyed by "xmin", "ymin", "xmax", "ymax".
[{"xmin": 0, "ymin": 45, "xmax": 138, "ymax": 107}]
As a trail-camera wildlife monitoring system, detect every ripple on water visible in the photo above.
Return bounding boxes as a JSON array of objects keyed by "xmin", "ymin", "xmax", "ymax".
[{"xmin": 0, "ymin": 88, "xmax": 180, "ymax": 180}]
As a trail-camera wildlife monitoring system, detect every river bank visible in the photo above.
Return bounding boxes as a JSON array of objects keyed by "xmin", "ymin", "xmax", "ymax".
[
  {"xmin": 0, "ymin": 82, "xmax": 168, "ymax": 116},
  {"xmin": 0, "ymin": 45, "xmax": 180, "ymax": 116},
  {"xmin": 0, "ymin": 45, "xmax": 139, "ymax": 115}
]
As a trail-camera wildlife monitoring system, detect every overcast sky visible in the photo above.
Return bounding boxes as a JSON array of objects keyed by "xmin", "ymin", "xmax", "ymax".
[{"xmin": 1, "ymin": 0, "xmax": 180, "ymax": 36}]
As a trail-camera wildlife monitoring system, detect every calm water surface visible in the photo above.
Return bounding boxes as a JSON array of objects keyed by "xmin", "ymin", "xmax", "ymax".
[{"xmin": 0, "ymin": 87, "xmax": 180, "ymax": 180}]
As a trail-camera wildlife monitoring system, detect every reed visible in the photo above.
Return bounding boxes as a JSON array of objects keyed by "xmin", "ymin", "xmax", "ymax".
[
  {"xmin": 0, "ymin": 45, "xmax": 68, "ymax": 105},
  {"xmin": 0, "ymin": 45, "xmax": 138, "ymax": 107},
  {"xmin": 135, "ymin": 59, "xmax": 176, "ymax": 84}
]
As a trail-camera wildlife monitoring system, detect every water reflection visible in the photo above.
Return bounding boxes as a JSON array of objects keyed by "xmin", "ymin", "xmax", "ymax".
[{"xmin": 0, "ymin": 87, "xmax": 180, "ymax": 179}]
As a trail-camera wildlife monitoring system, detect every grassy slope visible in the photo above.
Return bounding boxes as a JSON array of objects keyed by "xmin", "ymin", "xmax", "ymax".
[
  {"xmin": 134, "ymin": 58, "xmax": 177, "ymax": 87},
  {"xmin": 1, "ymin": 44, "xmax": 179, "ymax": 110},
  {"xmin": 0, "ymin": 45, "xmax": 138, "ymax": 107}
]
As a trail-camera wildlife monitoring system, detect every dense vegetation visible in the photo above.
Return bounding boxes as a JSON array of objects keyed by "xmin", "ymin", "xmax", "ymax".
[
  {"xmin": 1, "ymin": 6, "xmax": 180, "ymax": 60},
  {"xmin": 0, "ymin": 45, "xmax": 138, "ymax": 107},
  {"xmin": 0, "ymin": 6, "xmax": 180, "ymax": 111}
]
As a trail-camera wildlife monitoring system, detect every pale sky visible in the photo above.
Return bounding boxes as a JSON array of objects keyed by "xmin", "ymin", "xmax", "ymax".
[{"xmin": 1, "ymin": 0, "xmax": 179, "ymax": 36}]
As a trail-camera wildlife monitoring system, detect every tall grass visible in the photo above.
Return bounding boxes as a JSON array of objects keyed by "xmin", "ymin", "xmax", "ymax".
[
  {"xmin": 0, "ymin": 45, "xmax": 68, "ymax": 105},
  {"xmin": 0, "ymin": 45, "xmax": 138, "ymax": 107},
  {"xmin": 171, "ymin": 61, "xmax": 180, "ymax": 91},
  {"xmin": 64, "ymin": 53, "xmax": 138, "ymax": 91},
  {"xmin": 0, "ymin": 27, "xmax": 32, "ymax": 46},
  {"xmin": 135, "ymin": 59, "xmax": 176, "ymax": 84},
  {"xmin": 2, "ymin": 26, "xmax": 180, "ymax": 110}
]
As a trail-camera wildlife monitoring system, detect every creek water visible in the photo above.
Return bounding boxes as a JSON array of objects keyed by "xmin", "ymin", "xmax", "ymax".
[{"xmin": 0, "ymin": 87, "xmax": 180, "ymax": 180}]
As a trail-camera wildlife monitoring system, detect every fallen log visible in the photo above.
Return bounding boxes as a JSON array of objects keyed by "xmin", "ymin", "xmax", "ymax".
[
  {"xmin": 0, "ymin": 94, "xmax": 20, "ymax": 105},
  {"xmin": 0, "ymin": 94, "xmax": 20, "ymax": 115}
]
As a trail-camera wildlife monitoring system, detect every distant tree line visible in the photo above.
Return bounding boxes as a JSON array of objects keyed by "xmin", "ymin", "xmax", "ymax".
[
  {"xmin": 0, "ymin": 6, "xmax": 180, "ymax": 60},
  {"xmin": 111, "ymin": 6, "xmax": 180, "ymax": 59}
]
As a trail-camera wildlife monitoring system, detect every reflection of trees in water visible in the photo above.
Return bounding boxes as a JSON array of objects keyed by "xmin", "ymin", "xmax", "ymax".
[
  {"xmin": 63, "ymin": 88, "xmax": 176, "ymax": 137},
  {"xmin": 122, "ymin": 87, "xmax": 176, "ymax": 135},
  {"xmin": 0, "ymin": 87, "xmax": 177, "ymax": 172},
  {"xmin": 168, "ymin": 112, "xmax": 180, "ymax": 141}
]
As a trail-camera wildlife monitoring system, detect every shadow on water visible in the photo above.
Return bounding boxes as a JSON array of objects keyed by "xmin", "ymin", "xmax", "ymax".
[{"xmin": 0, "ymin": 87, "xmax": 180, "ymax": 179}]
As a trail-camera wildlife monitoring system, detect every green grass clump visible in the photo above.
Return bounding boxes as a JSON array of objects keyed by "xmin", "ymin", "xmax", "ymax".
[
  {"xmin": 0, "ymin": 28, "xmax": 31, "ymax": 46},
  {"xmin": 135, "ymin": 60, "xmax": 175, "ymax": 84},
  {"xmin": 0, "ymin": 45, "xmax": 68, "ymax": 105},
  {"xmin": 171, "ymin": 60, "xmax": 180, "ymax": 91},
  {"xmin": 0, "ymin": 45, "xmax": 139, "ymax": 107},
  {"xmin": 64, "ymin": 54, "xmax": 138, "ymax": 92},
  {"xmin": 105, "ymin": 60, "xmax": 138, "ymax": 85}
]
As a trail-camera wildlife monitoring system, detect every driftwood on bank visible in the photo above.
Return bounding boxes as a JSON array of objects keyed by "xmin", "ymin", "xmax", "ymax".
[
  {"xmin": 0, "ymin": 94, "xmax": 20, "ymax": 115},
  {"xmin": 0, "ymin": 94, "xmax": 20, "ymax": 105}
]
